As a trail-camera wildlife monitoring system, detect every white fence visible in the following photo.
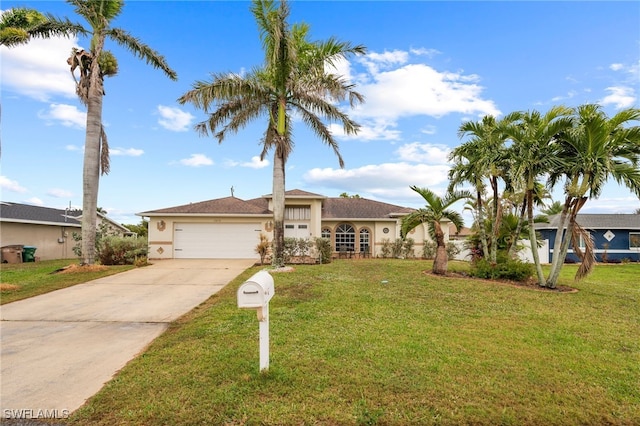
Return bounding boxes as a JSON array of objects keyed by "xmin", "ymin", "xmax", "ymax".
[{"xmin": 450, "ymin": 239, "xmax": 549, "ymax": 264}]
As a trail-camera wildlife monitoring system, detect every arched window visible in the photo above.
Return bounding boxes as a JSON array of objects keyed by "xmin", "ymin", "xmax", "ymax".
[
  {"xmin": 335, "ymin": 223, "xmax": 355, "ymax": 251},
  {"xmin": 359, "ymin": 228, "xmax": 370, "ymax": 256},
  {"xmin": 321, "ymin": 227, "xmax": 331, "ymax": 240}
]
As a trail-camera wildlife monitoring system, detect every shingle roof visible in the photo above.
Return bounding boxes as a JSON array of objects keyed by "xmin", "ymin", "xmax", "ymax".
[
  {"xmin": 138, "ymin": 190, "xmax": 414, "ymax": 219},
  {"xmin": 322, "ymin": 198, "xmax": 414, "ymax": 219},
  {"xmin": 537, "ymin": 214, "xmax": 640, "ymax": 230},
  {"xmin": 139, "ymin": 196, "xmax": 272, "ymax": 215},
  {"xmin": 0, "ymin": 202, "xmax": 82, "ymax": 226}
]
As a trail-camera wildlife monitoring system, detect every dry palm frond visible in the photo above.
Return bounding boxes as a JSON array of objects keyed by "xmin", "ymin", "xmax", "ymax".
[
  {"xmin": 571, "ymin": 221, "xmax": 595, "ymax": 280},
  {"xmin": 100, "ymin": 125, "xmax": 110, "ymax": 175}
]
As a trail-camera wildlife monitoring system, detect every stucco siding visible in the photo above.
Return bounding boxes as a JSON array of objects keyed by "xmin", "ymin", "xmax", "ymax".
[{"xmin": 1, "ymin": 222, "xmax": 77, "ymax": 260}]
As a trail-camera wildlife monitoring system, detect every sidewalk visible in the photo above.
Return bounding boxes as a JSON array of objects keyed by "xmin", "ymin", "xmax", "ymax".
[{"xmin": 1, "ymin": 259, "xmax": 255, "ymax": 420}]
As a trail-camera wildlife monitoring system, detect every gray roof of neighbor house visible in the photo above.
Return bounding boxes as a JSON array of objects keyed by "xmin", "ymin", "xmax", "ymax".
[
  {"xmin": 536, "ymin": 214, "xmax": 640, "ymax": 230},
  {"xmin": 138, "ymin": 189, "xmax": 414, "ymax": 219},
  {"xmin": 1, "ymin": 202, "xmax": 82, "ymax": 227},
  {"xmin": 0, "ymin": 201, "xmax": 130, "ymax": 232}
]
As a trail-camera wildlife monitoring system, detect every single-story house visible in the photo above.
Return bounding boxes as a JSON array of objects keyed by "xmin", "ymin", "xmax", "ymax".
[
  {"xmin": 536, "ymin": 214, "xmax": 640, "ymax": 263},
  {"xmin": 0, "ymin": 202, "xmax": 131, "ymax": 261},
  {"xmin": 138, "ymin": 189, "xmax": 445, "ymax": 260}
]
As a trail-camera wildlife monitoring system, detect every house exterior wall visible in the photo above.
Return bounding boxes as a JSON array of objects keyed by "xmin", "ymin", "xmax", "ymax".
[
  {"xmin": 540, "ymin": 228, "xmax": 640, "ymax": 263},
  {"xmin": 0, "ymin": 222, "xmax": 78, "ymax": 260},
  {"xmin": 147, "ymin": 216, "xmax": 272, "ymax": 260}
]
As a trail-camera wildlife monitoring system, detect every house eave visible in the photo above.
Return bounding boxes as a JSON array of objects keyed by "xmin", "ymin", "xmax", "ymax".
[
  {"xmin": 138, "ymin": 212, "xmax": 272, "ymax": 218},
  {"xmin": 0, "ymin": 218, "xmax": 81, "ymax": 227}
]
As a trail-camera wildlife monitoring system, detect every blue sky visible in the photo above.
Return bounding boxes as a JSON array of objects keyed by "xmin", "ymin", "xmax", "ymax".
[{"xmin": 1, "ymin": 1, "xmax": 639, "ymax": 226}]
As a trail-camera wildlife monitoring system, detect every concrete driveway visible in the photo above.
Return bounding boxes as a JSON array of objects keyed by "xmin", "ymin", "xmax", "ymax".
[{"xmin": 0, "ymin": 259, "xmax": 255, "ymax": 420}]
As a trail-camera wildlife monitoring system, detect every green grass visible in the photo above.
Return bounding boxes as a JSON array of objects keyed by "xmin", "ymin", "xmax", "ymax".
[
  {"xmin": 62, "ymin": 260, "xmax": 639, "ymax": 425},
  {"xmin": 0, "ymin": 259, "xmax": 135, "ymax": 304}
]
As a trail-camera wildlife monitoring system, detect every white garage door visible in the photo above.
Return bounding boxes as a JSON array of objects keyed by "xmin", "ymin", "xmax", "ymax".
[{"xmin": 174, "ymin": 223, "xmax": 262, "ymax": 259}]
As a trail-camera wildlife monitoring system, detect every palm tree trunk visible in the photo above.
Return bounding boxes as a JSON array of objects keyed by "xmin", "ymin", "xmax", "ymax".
[
  {"xmin": 271, "ymin": 146, "xmax": 285, "ymax": 268},
  {"xmin": 490, "ymin": 176, "xmax": 500, "ymax": 263},
  {"xmin": 526, "ymin": 190, "xmax": 545, "ymax": 286},
  {"xmin": 432, "ymin": 221, "xmax": 448, "ymax": 275},
  {"xmin": 507, "ymin": 200, "xmax": 526, "ymax": 258},
  {"xmin": 546, "ymin": 197, "xmax": 587, "ymax": 288},
  {"xmin": 81, "ymin": 35, "xmax": 105, "ymax": 265},
  {"xmin": 475, "ymin": 191, "xmax": 490, "ymax": 260}
]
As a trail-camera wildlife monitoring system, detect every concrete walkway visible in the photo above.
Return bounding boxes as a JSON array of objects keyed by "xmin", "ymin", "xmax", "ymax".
[{"xmin": 1, "ymin": 259, "xmax": 255, "ymax": 420}]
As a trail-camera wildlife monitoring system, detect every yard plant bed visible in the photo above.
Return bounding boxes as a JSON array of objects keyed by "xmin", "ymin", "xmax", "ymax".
[{"xmin": 70, "ymin": 260, "xmax": 639, "ymax": 425}]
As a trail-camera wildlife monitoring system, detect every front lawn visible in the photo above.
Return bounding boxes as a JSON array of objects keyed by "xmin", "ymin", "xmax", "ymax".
[
  {"xmin": 0, "ymin": 260, "xmax": 135, "ymax": 304},
  {"xmin": 70, "ymin": 260, "xmax": 639, "ymax": 425}
]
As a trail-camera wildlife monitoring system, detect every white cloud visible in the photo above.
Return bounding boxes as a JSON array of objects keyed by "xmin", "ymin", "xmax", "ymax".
[
  {"xmin": 600, "ymin": 86, "xmax": 636, "ymax": 109},
  {"xmin": 241, "ymin": 156, "xmax": 269, "ymax": 169},
  {"xmin": 225, "ymin": 156, "xmax": 270, "ymax": 169},
  {"xmin": 304, "ymin": 162, "xmax": 450, "ymax": 199},
  {"xmin": 329, "ymin": 120, "xmax": 402, "ymax": 141},
  {"xmin": 157, "ymin": 105, "xmax": 194, "ymax": 132},
  {"xmin": 0, "ymin": 36, "xmax": 79, "ymax": 101},
  {"xmin": 0, "ymin": 176, "xmax": 27, "ymax": 193},
  {"xmin": 111, "ymin": 147, "xmax": 144, "ymax": 157},
  {"xmin": 354, "ymin": 63, "xmax": 500, "ymax": 121},
  {"xmin": 38, "ymin": 104, "xmax": 86, "ymax": 128},
  {"xmin": 25, "ymin": 197, "xmax": 44, "ymax": 206},
  {"xmin": 47, "ymin": 188, "xmax": 73, "ymax": 198},
  {"xmin": 65, "ymin": 144, "xmax": 81, "ymax": 151},
  {"xmin": 179, "ymin": 154, "xmax": 213, "ymax": 167},
  {"xmin": 609, "ymin": 63, "xmax": 624, "ymax": 71},
  {"xmin": 395, "ymin": 142, "xmax": 451, "ymax": 164}
]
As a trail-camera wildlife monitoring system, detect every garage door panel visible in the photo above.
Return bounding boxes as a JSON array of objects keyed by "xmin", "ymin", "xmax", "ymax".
[{"xmin": 174, "ymin": 223, "xmax": 261, "ymax": 259}]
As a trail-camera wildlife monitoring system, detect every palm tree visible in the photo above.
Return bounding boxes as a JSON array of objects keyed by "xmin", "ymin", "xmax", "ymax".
[
  {"xmin": 546, "ymin": 104, "xmax": 640, "ymax": 287},
  {"xmin": 178, "ymin": 0, "xmax": 365, "ymax": 267},
  {"xmin": 452, "ymin": 114, "xmax": 516, "ymax": 263},
  {"xmin": 401, "ymin": 186, "xmax": 471, "ymax": 275},
  {"xmin": 503, "ymin": 106, "xmax": 573, "ymax": 286},
  {"xmin": 64, "ymin": 0, "xmax": 177, "ymax": 264},
  {"xmin": 0, "ymin": 7, "xmax": 85, "ymax": 47},
  {"xmin": 3, "ymin": 2, "xmax": 177, "ymax": 265}
]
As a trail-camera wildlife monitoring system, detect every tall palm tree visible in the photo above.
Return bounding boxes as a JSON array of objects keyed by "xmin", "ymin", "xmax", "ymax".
[
  {"xmin": 3, "ymin": 2, "xmax": 177, "ymax": 265},
  {"xmin": 178, "ymin": 0, "xmax": 365, "ymax": 267},
  {"xmin": 546, "ymin": 104, "xmax": 640, "ymax": 287},
  {"xmin": 503, "ymin": 106, "xmax": 573, "ymax": 286},
  {"xmin": 65, "ymin": 0, "xmax": 177, "ymax": 265},
  {"xmin": 401, "ymin": 186, "xmax": 471, "ymax": 275}
]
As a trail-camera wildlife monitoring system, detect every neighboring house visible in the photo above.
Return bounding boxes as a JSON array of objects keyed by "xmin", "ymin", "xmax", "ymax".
[
  {"xmin": 0, "ymin": 202, "xmax": 131, "ymax": 261},
  {"xmin": 138, "ymin": 189, "xmax": 446, "ymax": 260},
  {"xmin": 536, "ymin": 214, "xmax": 640, "ymax": 263}
]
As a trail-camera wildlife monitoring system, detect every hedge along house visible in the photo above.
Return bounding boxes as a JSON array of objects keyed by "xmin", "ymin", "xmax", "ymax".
[
  {"xmin": 139, "ymin": 189, "xmax": 444, "ymax": 260},
  {"xmin": 0, "ymin": 201, "xmax": 132, "ymax": 261},
  {"xmin": 536, "ymin": 214, "xmax": 640, "ymax": 263}
]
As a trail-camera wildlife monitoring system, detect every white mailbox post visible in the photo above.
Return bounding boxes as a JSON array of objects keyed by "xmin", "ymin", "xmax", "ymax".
[{"xmin": 237, "ymin": 270, "xmax": 274, "ymax": 371}]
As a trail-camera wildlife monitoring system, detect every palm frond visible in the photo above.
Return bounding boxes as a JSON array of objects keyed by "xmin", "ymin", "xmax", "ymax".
[{"xmin": 106, "ymin": 27, "xmax": 177, "ymax": 80}]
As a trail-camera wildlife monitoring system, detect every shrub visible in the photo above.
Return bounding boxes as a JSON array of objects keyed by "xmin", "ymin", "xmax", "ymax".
[
  {"xmin": 391, "ymin": 238, "xmax": 404, "ymax": 258},
  {"xmin": 380, "ymin": 239, "xmax": 392, "ymax": 258},
  {"xmin": 470, "ymin": 257, "xmax": 533, "ymax": 282},
  {"xmin": 96, "ymin": 236, "xmax": 148, "ymax": 265},
  {"xmin": 422, "ymin": 240, "xmax": 436, "ymax": 259},
  {"xmin": 403, "ymin": 238, "xmax": 415, "ymax": 258},
  {"xmin": 314, "ymin": 237, "xmax": 332, "ymax": 264},
  {"xmin": 446, "ymin": 242, "xmax": 461, "ymax": 260},
  {"xmin": 255, "ymin": 233, "xmax": 271, "ymax": 265}
]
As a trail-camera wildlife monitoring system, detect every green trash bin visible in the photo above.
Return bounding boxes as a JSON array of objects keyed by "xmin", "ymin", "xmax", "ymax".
[{"xmin": 22, "ymin": 246, "xmax": 37, "ymax": 262}]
